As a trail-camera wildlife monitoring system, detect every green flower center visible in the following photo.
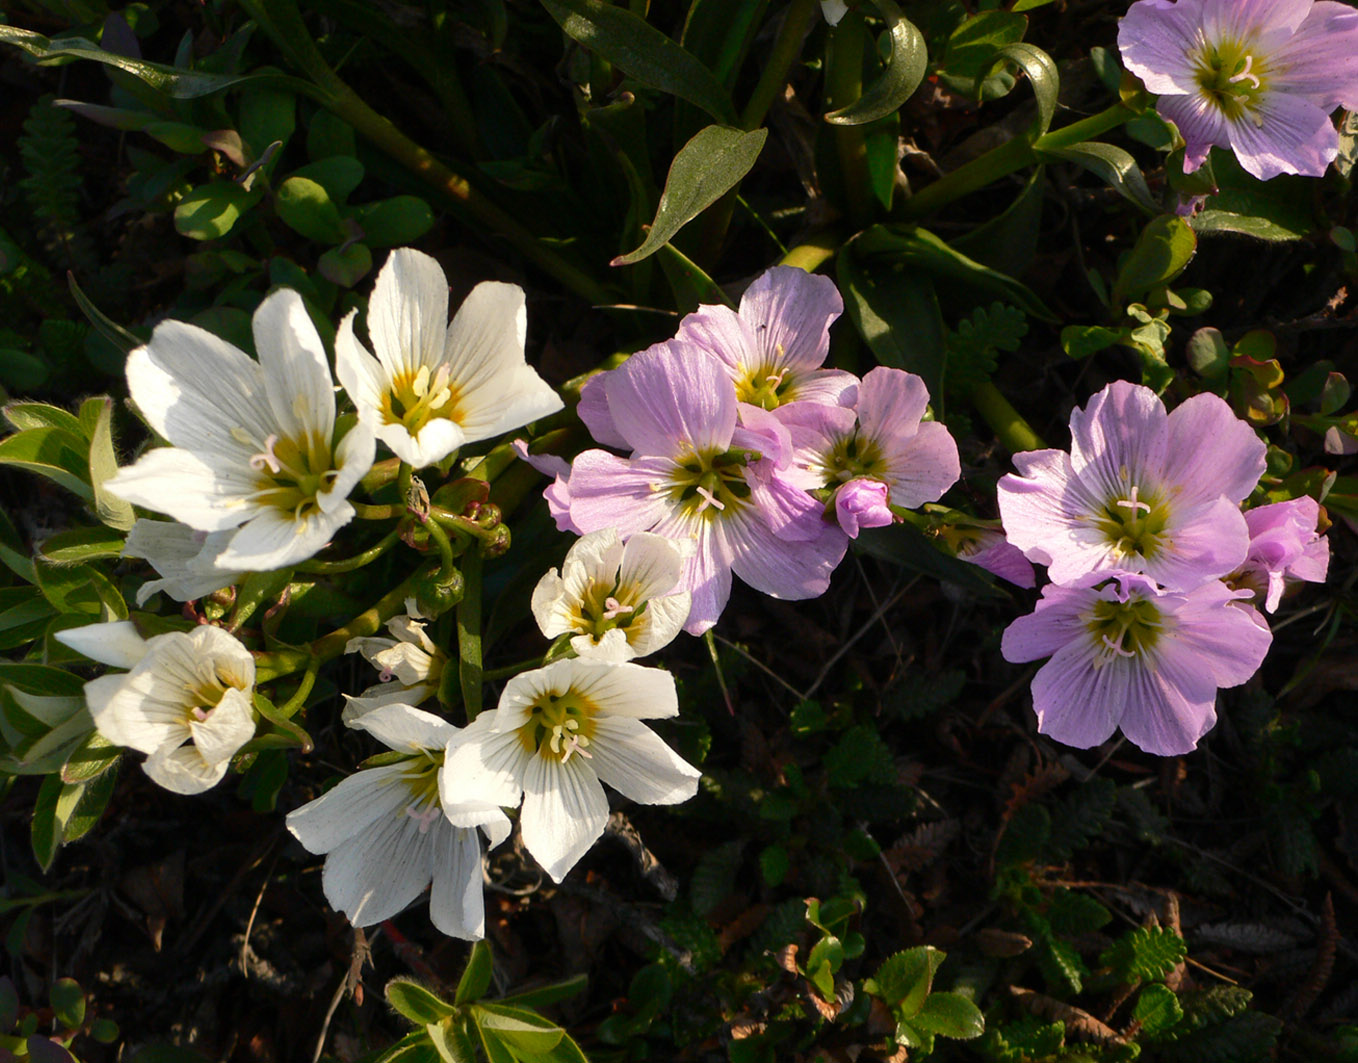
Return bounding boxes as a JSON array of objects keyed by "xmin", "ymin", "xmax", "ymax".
[
  {"xmin": 519, "ymin": 690, "xmax": 598, "ymax": 763},
  {"xmin": 382, "ymin": 363, "xmax": 463, "ymax": 437},
  {"xmin": 243, "ymin": 428, "xmax": 341, "ymax": 528},
  {"xmin": 572, "ymin": 577, "xmax": 649, "ymax": 645},
  {"xmin": 669, "ymin": 447, "xmax": 757, "ymax": 520},
  {"xmin": 1194, "ymin": 38, "xmax": 1269, "ymax": 121},
  {"xmin": 821, "ymin": 432, "xmax": 887, "ymax": 485},
  {"xmin": 399, "ymin": 750, "xmax": 445, "ymax": 833},
  {"xmin": 187, "ymin": 666, "xmax": 246, "ymax": 723},
  {"xmin": 735, "ymin": 345, "xmax": 795, "ymax": 410},
  {"xmin": 1086, "ymin": 594, "xmax": 1165, "ymax": 661},
  {"xmin": 1091, "ymin": 483, "xmax": 1170, "ymax": 563}
]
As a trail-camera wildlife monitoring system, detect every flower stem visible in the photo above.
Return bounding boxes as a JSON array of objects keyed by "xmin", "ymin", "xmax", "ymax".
[
  {"xmin": 967, "ymin": 381, "xmax": 1046, "ymax": 453},
  {"xmin": 826, "ymin": 12, "xmax": 873, "ymax": 229},
  {"xmin": 295, "ymin": 526, "xmax": 402, "ymax": 574},
  {"xmin": 779, "ymin": 229, "xmax": 844, "ymax": 274},
  {"xmin": 900, "ymin": 102, "xmax": 1135, "ymax": 220},
  {"xmin": 482, "ymin": 656, "xmax": 549, "ymax": 683},
  {"xmin": 741, "ymin": 0, "xmax": 819, "ymax": 130},
  {"xmin": 457, "ymin": 551, "xmax": 484, "ymax": 721}
]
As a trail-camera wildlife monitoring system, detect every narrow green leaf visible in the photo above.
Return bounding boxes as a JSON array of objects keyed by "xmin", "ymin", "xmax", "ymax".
[
  {"xmin": 56, "ymin": 765, "xmax": 118, "ymax": 843},
  {"xmin": 0, "ymin": 25, "xmax": 316, "ymax": 100},
  {"xmin": 825, "ymin": 0, "xmax": 927, "ymax": 125},
  {"xmin": 84, "ymin": 397, "xmax": 137, "ymax": 531},
  {"xmin": 32, "ymin": 773, "xmax": 62, "ymax": 871},
  {"xmin": 0, "ymin": 427, "xmax": 93, "ymax": 501},
  {"xmin": 838, "ymin": 242, "xmax": 946, "ymax": 396},
  {"xmin": 68, "ymin": 273, "xmax": 143, "ymax": 356},
  {"xmin": 1191, "ymin": 209, "xmax": 1307, "ymax": 242},
  {"xmin": 1041, "ymin": 141, "xmax": 1159, "ymax": 215},
  {"xmin": 455, "ymin": 940, "xmax": 493, "ymax": 1004},
  {"xmin": 386, "ymin": 979, "xmax": 457, "ymax": 1024},
  {"xmin": 1013, "ymin": 0, "xmax": 1058, "ymax": 9},
  {"xmin": 4, "ymin": 402, "xmax": 85, "ymax": 437},
  {"xmin": 61, "ymin": 730, "xmax": 121, "ymax": 784},
  {"xmin": 34, "ymin": 560, "xmax": 127, "ymax": 620},
  {"xmin": 1111, "ymin": 214, "xmax": 1197, "ymax": 309},
  {"xmin": 994, "ymin": 42, "xmax": 1058, "ymax": 138},
  {"xmin": 613, "ymin": 125, "xmax": 766, "ymax": 265},
  {"xmin": 39, "ymin": 526, "xmax": 126, "ymax": 565},
  {"xmin": 497, "ymin": 973, "xmax": 589, "ymax": 1011},
  {"xmin": 426, "ymin": 1019, "xmax": 475, "ymax": 1063},
  {"xmin": 539, "ymin": 0, "xmax": 736, "ymax": 124}
]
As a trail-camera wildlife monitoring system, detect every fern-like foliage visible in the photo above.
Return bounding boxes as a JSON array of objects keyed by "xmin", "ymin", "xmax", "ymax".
[
  {"xmin": 1099, "ymin": 926, "xmax": 1187, "ymax": 984},
  {"xmin": 946, "ymin": 302, "xmax": 1029, "ymax": 393},
  {"xmin": 18, "ymin": 96, "xmax": 96, "ymax": 273}
]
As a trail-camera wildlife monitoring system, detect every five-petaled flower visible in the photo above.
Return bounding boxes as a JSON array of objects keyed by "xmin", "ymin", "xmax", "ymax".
[
  {"xmin": 1119, "ymin": 0, "xmax": 1358, "ymax": 179},
  {"xmin": 336, "ymin": 248, "xmax": 564, "ymax": 469},
  {"xmin": 56, "ymin": 621, "xmax": 257, "ymax": 795},
  {"xmin": 1001, "ymin": 572, "xmax": 1272, "ymax": 755},
  {"xmin": 439, "ymin": 658, "xmax": 701, "ymax": 882},
  {"xmin": 287, "ymin": 703, "xmax": 509, "ymax": 939},
  {"xmin": 997, "ymin": 381, "xmax": 1266, "ymax": 592},
  {"xmin": 106, "ymin": 289, "xmax": 376, "ymax": 571}
]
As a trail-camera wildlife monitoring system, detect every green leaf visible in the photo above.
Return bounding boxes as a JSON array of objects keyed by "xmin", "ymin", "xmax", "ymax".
[
  {"xmin": 57, "ymin": 765, "xmax": 118, "ymax": 843},
  {"xmin": 4, "ymin": 401, "xmax": 84, "ymax": 437},
  {"xmin": 39, "ymin": 526, "xmax": 126, "ymax": 565},
  {"xmin": 61, "ymin": 730, "xmax": 121, "ymax": 784},
  {"xmin": 0, "ymin": 426, "xmax": 93, "ymax": 501},
  {"xmin": 0, "ymin": 26, "xmax": 315, "ymax": 100},
  {"xmin": 1111, "ymin": 214, "xmax": 1197, "ymax": 309},
  {"xmin": 32, "ymin": 773, "xmax": 62, "ymax": 871},
  {"xmin": 318, "ymin": 243, "xmax": 373, "ymax": 287},
  {"xmin": 34, "ymin": 560, "xmax": 126, "ymax": 620},
  {"xmin": 1041, "ymin": 141, "xmax": 1159, "ymax": 214},
  {"xmin": 173, "ymin": 181, "xmax": 263, "ymax": 240},
  {"xmin": 838, "ymin": 242, "xmax": 946, "ymax": 396},
  {"xmin": 386, "ymin": 979, "xmax": 456, "ymax": 1024},
  {"xmin": 539, "ymin": 0, "xmax": 736, "ymax": 124},
  {"xmin": 1013, "ymin": 0, "xmax": 1058, "ymax": 9},
  {"xmin": 911, "ymin": 992, "xmax": 985, "ymax": 1040},
  {"xmin": 287, "ymin": 156, "xmax": 365, "ymax": 205},
  {"xmin": 612, "ymin": 125, "xmax": 765, "ymax": 265},
  {"xmin": 455, "ymin": 940, "xmax": 493, "ymax": 1005},
  {"xmin": 68, "ymin": 273, "xmax": 143, "ymax": 356},
  {"xmin": 994, "ymin": 42, "xmax": 1058, "ymax": 137},
  {"xmin": 497, "ymin": 973, "xmax": 589, "ymax": 1011},
  {"xmin": 1191, "ymin": 209, "xmax": 1307, "ymax": 242},
  {"xmin": 427, "ymin": 1019, "xmax": 476, "ymax": 1063},
  {"xmin": 355, "ymin": 196, "xmax": 436, "ymax": 248},
  {"xmin": 50, "ymin": 977, "xmax": 85, "ymax": 1030},
  {"xmin": 1100, "ymin": 926, "xmax": 1187, "ymax": 984},
  {"xmin": 825, "ymin": 0, "xmax": 927, "ymax": 125},
  {"xmin": 473, "ymin": 1003, "xmax": 565, "ymax": 1055},
  {"xmin": 1061, "ymin": 324, "xmax": 1124, "ymax": 360},
  {"xmin": 82, "ymin": 397, "xmax": 137, "ymax": 531},
  {"xmin": 1133, "ymin": 983, "xmax": 1183, "ymax": 1036},
  {"xmin": 854, "ymin": 522, "xmax": 998, "ymax": 595},
  {"xmin": 865, "ymin": 946, "xmax": 945, "ymax": 1014},
  {"xmin": 275, "ymin": 176, "xmax": 348, "ymax": 244}
]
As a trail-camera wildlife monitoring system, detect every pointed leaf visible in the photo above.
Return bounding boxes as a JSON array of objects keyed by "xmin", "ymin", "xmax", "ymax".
[
  {"xmin": 85, "ymin": 396, "xmax": 137, "ymax": 531},
  {"xmin": 455, "ymin": 940, "xmax": 493, "ymax": 1005},
  {"xmin": 39, "ymin": 526, "xmax": 126, "ymax": 565},
  {"xmin": 825, "ymin": 0, "xmax": 927, "ymax": 125},
  {"xmin": 386, "ymin": 979, "xmax": 456, "ymax": 1024},
  {"xmin": 1110, "ymin": 214, "xmax": 1197, "ymax": 309},
  {"xmin": 473, "ymin": 1003, "xmax": 566, "ymax": 1055},
  {"xmin": 612, "ymin": 125, "xmax": 766, "ymax": 265},
  {"xmin": 910, "ymin": 991, "xmax": 985, "ymax": 1039},
  {"xmin": 995, "ymin": 42, "xmax": 1058, "ymax": 138},
  {"xmin": 32, "ymin": 773, "xmax": 63, "ymax": 871},
  {"xmin": 1041, "ymin": 141, "xmax": 1158, "ymax": 215},
  {"xmin": 0, "ymin": 427, "xmax": 93, "ymax": 501}
]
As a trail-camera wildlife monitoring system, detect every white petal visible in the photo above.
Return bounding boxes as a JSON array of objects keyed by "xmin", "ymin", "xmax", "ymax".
[
  {"xmin": 382, "ymin": 416, "xmax": 466, "ymax": 470},
  {"xmin": 368, "ymin": 248, "xmax": 451, "ymax": 378},
  {"xmin": 287, "ymin": 763, "xmax": 413, "ymax": 854},
  {"xmin": 107, "ymin": 448, "xmax": 258, "ymax": 532},
  {"xmin": 188, "ymin": 687, "xmax": 255, "ymax": 765},
  {"xmin": 429, "ymin": 821, "xmax": 486, "ymax": 939},
  {"xmin": 440, "ymin": 713, "xmax": 531, "ymax": 809},
  {"xmin": 217, "ymin": 504, "xmax": 351, "ymax": 570},
  {"xmin": 334, "ymin": 312, "xmax": 386, "ymax": 418},
  {"xmin": 320, "ymin": 806, "xmax": 435, "ymax": 927},
  {"xmin": 520, "ymin": 753, "xmax": 609, "ymax": 882},
  {"xmin": 55, "ymin": 621, "xmax": 148, "ymax": 669},
  {"xmin": 250, "ymin": 288, "xmax": 336, "ymax": 443},
  {"xmin": 589, "ymin": 716, "xmax": 702, "ymax": 806},
  {"xmin": 143, "ymin": 742, "xmax": 232, "ymax": 794},
  {"xmin": 351, "ymin": 702, "xmax": 457, "ymax": 753}
]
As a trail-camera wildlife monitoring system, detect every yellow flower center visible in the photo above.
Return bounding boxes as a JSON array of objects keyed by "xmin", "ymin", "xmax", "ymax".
[
  {"xmin": 1091, "ymin": 482, "xmax": 1171, "ymax": 564},
  {"xmin": 241, "ymin": 427, "xmax": 341, "ymax": 531},
  {"xmin": 734, "ymin": 344, "xmax": 796, "ymax": 410},
  {"xmin": 1086, "ymin": 593, "xmax": 1166, "ymax": 662},
  {"xmin": 381, "ymin": 363, "xmax": 464, "ymax": 437},
  {"xmin": 519, "ymin": 690, "xmax": 598, "ymax": 763},
  {"xmin": 1194, "ymin": 37, "xmax": 1270, "ymax": 122},
  {"xmin": 667, "ymin": 447, "xmax": 756, "ymax": 521},
  {"xmin": 819, "ymin": 432, "xmax": 887, "ymax": 485}
]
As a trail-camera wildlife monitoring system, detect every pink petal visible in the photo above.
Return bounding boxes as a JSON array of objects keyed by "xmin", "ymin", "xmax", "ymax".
[
  {"xmin": 734, "ymin": 266, "xmax": 843, "ymax": 372},
  {"xmin": 1270, "ymin": 2, "xmax": 1358, "ymax": 110},
  {"xmin": 1162, "ymin": 392, "xmax": 1266, "ymax": 506},
  {"xmin": 1157, "ymin": 92, "xmax": 1232, "ymax": 172},
  {"xmin": 881, "ymin": 420, "xmax": 961, "ymax": 510},
  {"xmin": 605, "ymin": 340, "xmax": 736, "ymax": 456},
  {"xmin": 1227, "ymin": 91, "xmax": 1339, "ymax": 179},
  {"xmin": 567, "ymin": 451, "xmax": 674, "ymax": 538},
  {"xmin": 853, "ymin": 367, "xmax": 930, "ymax": 442},
  {"xmin": 577, "ymin": 372, "xmax": 630, "ymax": 449},
  {"xmin": 833, "ymin": 478, "xmax": 893, "ymax": 538},
  {"xmin": 1068, "ymin": 381, "xmax": 1168, "ymax": 503},
  {"xmin": 1118, "ymin": 0, "xmax": 1203, "ymax": 96},
  {"xmin": 1029, "ymin": 640, "xmax": 1126, "ymax": 749}
]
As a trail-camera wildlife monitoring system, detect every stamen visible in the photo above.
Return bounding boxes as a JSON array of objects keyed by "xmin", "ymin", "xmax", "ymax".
[
  {"xmin": 249, "ymin": 434, "xmax": 283, "ymax": 475},
  {"xmin": 410, "ymin": 364, "xmax": 431, "ymax": 398},
  {"xmin": 191, "ymin": 706, "xmax": 210, "ymax": 722},
  {"xmin": 764, "ymin": 367, "xmax": 788, "ymax": 389},
  {"xmin": 1115, "ymin": 485, "xmax": 1151, "ymax": 516},
  {"xmin": 1102, "ymin": 633, "xmax": 1136, "ymax": 658},
  {"xmin": 1228, "ymin": 54, "xmax": 1260, "ymax": 89},
  {"xmin": 379, "ymin": 668, "xmax": 395, "ymax": 682},
  {"xmin": 695, "ymin": 485, "xmax": 726, "ymax": 512},
  {"xmin": 602, "ymin": 596, "xmax": 634, "ymax": 620},
  {"xmin": 405, "ymin": 803, "xmax": 442, "ymax": 834}
]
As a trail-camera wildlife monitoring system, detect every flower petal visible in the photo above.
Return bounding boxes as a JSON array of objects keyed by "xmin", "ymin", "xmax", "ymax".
[
  {"xmin": 287, "ymin": 763, "xmax": 414, "ymax": 853},
  {"xmin": 520, "ymin": 752, "xmax": 609, "ymax": 882},
  {"xmin": 368, "ymin": 248, "xmax": 450, "ymax": 379},
  {"xmin": 429, "ymin": 821, "xmax": 486, "ymax": 939},
  {"xmin": 589, "ymin": 716, "xmax": 701, "ymax": 805},
  {"xmin": 250, "ymin": 288, "xmax": 336, "ymax": 444}
]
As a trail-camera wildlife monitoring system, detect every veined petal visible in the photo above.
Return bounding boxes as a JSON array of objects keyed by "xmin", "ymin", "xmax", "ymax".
[
  {"xmin": 1227, "ymin": 90, "xmax": 1339, "ymax": 180},
  {"xmin": 320, "ymin": 807, "xmax": 435, "ymax": 927},
  {"xmin": 880, "ymin": 420, "xmax": 961, "ymax": 509},
  {"xmin": 368, "ymin": 248, "xmax": 450, "ymax": 379},
  {"xmin": 1164, "ymin": 580, "xmax": 1273, "ymax": 687},
  {"xmin": 287, "ymin": 762, "xmax": 413, "ymax": 853},
  {"xmin": 735, "ymin": 266, "xmax": 842, "ymax": 373},
  {"xmin": 520, "ymin": 752, "xmax": 609, "ymax": 882},
  {"xmin": 577, "ymin": 372, "xmax": 630, "ymax": 449},
  {"xmin": 429, "ymin": 821, "xmax": 486, "ymax": 939},
  {"xmin": 997, "ymin": 451, "xmax": 1112, "ymax": 577},
  {"xmin": 567, "ymin": 452, "xmax": 676, "ymax": 538},
  {"xmin": 1117, "ymin": 648, "xmax": 1219, "ymax": 756},
  {"xmin": 589, "ymin": 716, "xmax": 701, "ymax": 805},
  {"xmin": 1142, "ymin": 496, "xmax": 1250, "ymax": 590},
  {"xmin": 107, "ymin": 447, "xmax": 259, "ymax": 533},
  {"xmin": 352, "ymin": 702, "xmax": 457, "ymax": 753},
  {"xmin": 649, "ymin": 509, "xmax": 733, "ymax": 635},
  {"xmin": 251, "ymin": 288, "xmax": 336, "ymax": 444},
  {"xmin": 855, "ymin": 367, "xmax": 930, "ymax": 442},
  {"xmin": 217, "ymin": 504, "xmax": 351, "ymax": 571},
  {"xmin": 335, "ymin": 312, "xmax": 386, "ymax": 418},
  {"xmin": 440, "ymin": 713, "xmax": 531, "ymax": 809},
  {"xmin": 1156, "ymin": 91, "xmax": 1232, "ymax": 172},
  {"xmin": 1198, "ymin": 0, "xmax": 1312, "ymax": 44},
  {"xmin": 1270, "ymin": 1, "xmax": 1358, "ymax": 109},
  {"xmin": 56, "ymin": 620, "xmax": 148, "ymax": 670},
  {"xmin": 725, "ymin": 500, "xmax": 846, "ymax": 602},
  {"xmin": 1029, "ymin": 640, "xmax": 1127, "ymax": 750},
  {"xmin": 321, "ymin": 424, "xmax": 376, "ymax": 516},
  {"xmin": 1162, "ymin": 391, "xmax": 1266, "ymax": 505},
  {"xmin": 620, "ymin": 532, "xmax": 690, "ymax": 601},
  {"xmin": 143, "ymin": 741, "xmax": 232, "ymax": 795},
  {"xmin": 1118, "ymin": 0, "xmax": 1204, "ymax": 95},
  {"xmin": 1001, "ymin": 584, "xmax": 1094, "ymax": 663},
  {"xmin": 382, "ymin": 416, "xmax": 465, "ymax": 470},
  {"xmin": 1068, "ymin": 381, "xmax": 1168, "ymax": 502},
  {"xmin": 605, "ymin": 341, "xmax": 736, "ymax": 456},
  {"xmin": 189, "ymin": 686, "xmax": 255, "ymax": 765}
]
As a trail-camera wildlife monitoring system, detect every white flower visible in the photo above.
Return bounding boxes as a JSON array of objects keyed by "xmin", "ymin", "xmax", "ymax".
[
  {"xmin": 106, "ymin": 288, "xmax": 376, "ymax": 571},
  {"xmin": 122, "ymin": 519, "xmax": 241, "ymax": 606},
  {"xmin": 821, "ymin": 0, "xmax": 849, "ymax": 26},
  {"xmin": 335, "ymin": 248, "xmax": 565, "ymax": 469},
  {"xmin": 531, "ymin": 529, "xmax": 692, "ymax": 661},
  {"xmin": 342, "ymin": 612, "xmax": 446, "ymax": 722},
  {"xmin": 56, "ymin": 621, "xmax": 257, "ymax": 795},
  {"xmin": 439, "ymin": 659, "xmax": 701, "ymax": 883},
  {"xmin": 286, "ymin": 704, "xmax": 509, "ymax": 939}
]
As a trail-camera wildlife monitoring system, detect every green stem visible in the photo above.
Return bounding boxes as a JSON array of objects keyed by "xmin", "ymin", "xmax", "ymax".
[
  {"xmin": 353, "ymin": 501, "xmax": 404, "ymax": 521},
  {"xmin": 482, "ymin": 656, "xmax": 548, "ymax": 683},
  {"xmin": 275, "ymin": 657, "xmax": 320, "ymax": 718},
  {"xmin": 457, "ymin": 552, "xmax": 484, "ymax": 721},
  {"xmin": 827, "ymin": 12, "xmax": 873, "ymax": 229},
  {"xmin": 423, "ymin": 513, "xmax": 459, "ymax": 577},
  {"xmin": 968, "ymin": 381, "xmax": 1046, "ymax": 453},
  {"xmin": 901, "ymin": 102, "xmax": 1135, "ymax": 220},
  {"xmin": 295, "ymin": 526, "xmax": 402, "ymax": 574},
  {"xmin": 741, "ymin": 0, "xmax": 820, "ymax": 131},
  {"xmin": 779, "ymin": 229, "xmax": 844, "ymax": 273},
  {"xmin": 238, "ymin": 0, "xmax": 609, "ymax": 304}
]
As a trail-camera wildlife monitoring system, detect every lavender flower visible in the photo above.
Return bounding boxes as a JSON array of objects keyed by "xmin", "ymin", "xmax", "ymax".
[
  {"xmin": 997, "ymin": 381, "xmax": 1265, "ymax": 592},
  {"xmin": 1002, "ymin": 572, "xmax": 1272, "ymax": 755},
  {"xmin": 566, "ymin": 341, "xmax": 847, "ymax": 634},
  {"xmin": 1230, "ymin": 496, "xmax": 1330, "ymax": 611},
  {"xmin": 1119, "ymin": 0, "xmax": 1358, "ymax": 179}
]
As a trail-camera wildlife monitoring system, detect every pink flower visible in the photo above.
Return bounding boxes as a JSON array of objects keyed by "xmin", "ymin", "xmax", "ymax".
[
  {"xmin": 997, "ymin": 381, "xmax": 1265, "ymax": 592},
  {"xmin": 1119, "ymin": 0, "xmax": 1358, "ymax": 179},
  {"xmin": 1232, "ymin": 496, "xmax": 1330, "ymax": 611},
  {"xmin": 779, "ymin": 367, "xmax": 962, "ymax": 538},
  {"xmin": 954, "ymin": 529, "xmax": 1037, "ymax": 588},
  {"xmin": 1002, "ymin": 572, "xmax": 1272, "ymax": 755},
  {"xmin": 565, "ymin": 341, "xmax": 847, "ymax": 634}
]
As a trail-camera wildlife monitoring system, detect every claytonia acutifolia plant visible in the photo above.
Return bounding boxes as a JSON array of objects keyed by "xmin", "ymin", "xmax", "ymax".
[
  {"xmin": 342, "ymin": 611, "xmax": 447, "ymax": 722},
  {"xmin": 567, "ymin": 341, "xmax": 847, "ymax": 634},
  {"xmin": 952, "ymin": 528, "xmax": 1037, "ymax": 589},
  {"xmin": 1001, "ymin": 572, "xmax": 1272, "ymax": 755},
  {"xmin": 997, "ymin": 381, "xmax": 1266, "ymax": 591},
  {"xmin": 56, "ymin": 622, "xmax": 256, "ymax": 795},
  {"xmin": 1118, "ymin": 0, "xmax": 1358, "ymax": 179},
  {"xmin": 287, "ymin": 703, "xmax": 509, "ymax": 940},
  {"xmin": 1230, "ymin": 496, "xmax": 1331, "ymax": 612},
  {"xmin": 531, "ymin": 528, "xmax": 693, "ymax": 661},
  {"xmin": 121, "ymin": 520, "xmax": 239, "ymax": 607},
  {"xmin": 106, "ymin": 289, "xmax": 376, "ymax": 571},
  {"xmin": 778, "ymin": 367, "xmax": 961, "ymax": 539},
  {"xmin": 335, "ymin": 248, "xmax": 564, "ymax": 469},
  {"xmin": 672, "ymin": 265, "xmax": 854, "ymax": 411},
  {"xmin": 440, "ymin": 658, "xmax": 701, "ymax": 883}
]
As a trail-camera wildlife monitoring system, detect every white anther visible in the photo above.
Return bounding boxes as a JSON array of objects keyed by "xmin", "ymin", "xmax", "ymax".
[
  {"xmin": 695, "ymin": 485, "xmax": 725, "ymax": 512},
  {"xmin": 249, "ymin": 434, "xmax": 283, "ymax": 474},
  {"xmin": 1115, "ymin": 485, "xmax": 1151, "ymax": 516},
  {"xmin": 602, "ymin": 596, "xmax": 634, "ymax": 620}
]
